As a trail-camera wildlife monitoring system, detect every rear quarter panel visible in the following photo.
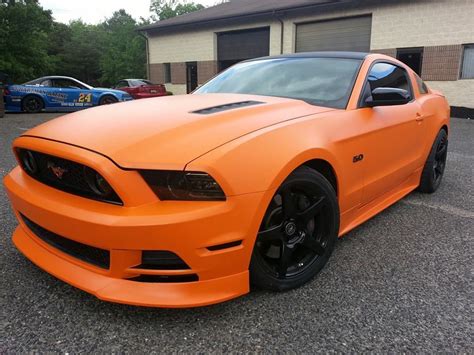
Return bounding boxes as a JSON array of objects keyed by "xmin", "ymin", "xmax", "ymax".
[{"xmin": 406, "ymin": 69, "xmax": 451, "ymax": 160}]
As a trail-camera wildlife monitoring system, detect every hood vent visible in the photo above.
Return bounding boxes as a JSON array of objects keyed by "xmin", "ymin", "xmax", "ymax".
[{"xmin": 192, "ymin": 100, "xmax": 264, "ymax": 115}]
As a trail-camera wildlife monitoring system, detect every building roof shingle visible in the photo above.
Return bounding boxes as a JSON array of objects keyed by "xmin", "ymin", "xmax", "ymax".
[{"xmin": 140, "ymin": 0, "xmax": 347, "ymax": 32}]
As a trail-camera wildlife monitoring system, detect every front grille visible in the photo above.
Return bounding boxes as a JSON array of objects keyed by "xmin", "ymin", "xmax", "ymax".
[
  {"xmin": 21, "ymin": 214, "xmax": 110, "ymax": 269},
  {"xmin": 17, "ymin": 149, "xmax": 122, "ymax": 205}
]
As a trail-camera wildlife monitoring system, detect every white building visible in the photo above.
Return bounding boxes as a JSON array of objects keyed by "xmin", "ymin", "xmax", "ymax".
[{"xmin": 140, "ymin": 0, "xmax": 474, "ymax": 117}]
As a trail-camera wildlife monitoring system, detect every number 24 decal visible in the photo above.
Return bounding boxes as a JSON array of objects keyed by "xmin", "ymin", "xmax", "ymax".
[{"xmin": 78, "ymin": 93, "xmax": 92, "ymax": 103}]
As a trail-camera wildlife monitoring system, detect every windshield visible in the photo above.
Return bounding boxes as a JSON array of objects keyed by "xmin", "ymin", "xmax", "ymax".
[
  {"xmin": 195, "ymin": 57, "xmax": 362, "ymax": 109},
  {"xmin": 130, "ymin": 79, "xmax": 153, "ymax": 86}
]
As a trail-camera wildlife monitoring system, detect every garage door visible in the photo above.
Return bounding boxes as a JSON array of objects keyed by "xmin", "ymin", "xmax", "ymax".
[
  {"xmin": 217, "ymin": 27, "xmax": 270, "ymax": 70},
  {"xmin": 296, "ymin": 16, "xmax": 372, "ymax": 53}
]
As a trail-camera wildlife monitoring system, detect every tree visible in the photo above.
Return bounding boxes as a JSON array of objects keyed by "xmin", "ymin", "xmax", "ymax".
[
  {"xmin": 150, "ymin": 0, "xmax": 205, "ymax": 21},
  {"xmin": 0, "ymin": 3, "xmax": 148, "ymax": 86},
  {"xmin": 98, "ymin": 10, "xmax": 146, "ymax": 85},
  {"xmin": 47, "ymin": 21, "xmax": 72, "ymax": 74},
  {"xmin": 0, "ymin": 0, "xmax": 54, "ymax": 82},
  {"xmin": 59, "ymin": 21, "xmax": 104, "ymax": 85}
]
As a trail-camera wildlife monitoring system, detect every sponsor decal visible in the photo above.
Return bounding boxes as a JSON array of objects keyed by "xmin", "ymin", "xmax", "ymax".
[
  {"xmin": 78, "ymin": 93, "xmax": 92, "ymax": 103},
  {"xmin": 11, "ymin": 86, "xmax": 68, "ymax": 102}
]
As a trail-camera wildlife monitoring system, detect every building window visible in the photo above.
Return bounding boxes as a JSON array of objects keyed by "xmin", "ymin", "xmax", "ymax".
[
  {"xmin": 460, "ymin": 44, "xmax": 474, "ymax": 79},
  {"xmin": 397, "ymin": 48, "xmax": 423, "ymax": 76},
  {"xmin": 163, "ymin": 63, "xmax": 171, "ymax": 83}
]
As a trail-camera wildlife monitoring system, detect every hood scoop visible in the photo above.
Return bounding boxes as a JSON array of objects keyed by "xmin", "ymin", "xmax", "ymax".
[{"xmin": 192, "ymin": 100, "xmax": 264, "ymax": 115}]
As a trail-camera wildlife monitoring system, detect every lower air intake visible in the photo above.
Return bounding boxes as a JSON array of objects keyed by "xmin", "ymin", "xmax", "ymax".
[{"xmin": 20, "ymin": 214, "xmax": 110, "ymax": 269}]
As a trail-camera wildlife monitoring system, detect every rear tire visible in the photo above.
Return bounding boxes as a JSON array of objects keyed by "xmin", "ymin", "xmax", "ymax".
[
  {"xmin": 22, "ymin": 96, "xmax": 44, "ymax": 113},
  {"xmin": 99, "ymin": 95, "xmax": 118, "ymax": 105},
  {"xmin": 250, "ymin": 166, "xmax": 339, "ymax": 291},
  {"xmin": 418, "ymin": 129, "xmax": 448, "ymax": 193}
]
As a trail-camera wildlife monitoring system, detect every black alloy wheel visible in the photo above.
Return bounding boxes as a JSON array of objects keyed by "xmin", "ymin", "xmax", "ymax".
[
  {"xmin": 419, "ymin": 129, "xmax": 448, "ymax": 193},
  {"xmin": 250, "ymin": 166, "xmax": 339, "ymax": 291},
  {"xmin": 99, "ymin": 95, "xmax": 118, "ymax": 105},
  {"xmin": 433, "ymin": 134, "xmax": 448, "ymax": 184},
  {"xmin": 22, "ymin": 96, "xmax": 43, "ymax": 113}
]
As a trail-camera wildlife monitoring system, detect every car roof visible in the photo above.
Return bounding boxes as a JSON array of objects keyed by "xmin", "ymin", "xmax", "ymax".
[
  {"xmin": 35, "ymin": 76, "xmax": 81, "ymax": 81},
  {"xmin": 246, "ymin": 51, "xmax": 369, "ymax": 62}
]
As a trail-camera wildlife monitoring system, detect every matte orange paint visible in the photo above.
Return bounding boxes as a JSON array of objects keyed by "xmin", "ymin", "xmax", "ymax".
[{"xmin": 3, "ymin": 54, "xmax": 450, "ymax": 307}]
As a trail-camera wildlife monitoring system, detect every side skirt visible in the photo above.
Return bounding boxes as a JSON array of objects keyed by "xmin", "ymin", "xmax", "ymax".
[{"xmin": 338, "ymin": 168, "xmax": 422, "ymax": 237}]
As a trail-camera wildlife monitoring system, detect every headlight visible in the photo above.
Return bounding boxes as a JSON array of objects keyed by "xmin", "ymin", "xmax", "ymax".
[
  {"xmin": 84, "ymin": 167, "xmax": 114, "ymax": 197},
  {"xmin": 19, "ymin": 150, "xmax": 38, "ymax": 175},
  {"xmin": 140, "ymin": 171, "xmax": 226, "ymax": 201}
]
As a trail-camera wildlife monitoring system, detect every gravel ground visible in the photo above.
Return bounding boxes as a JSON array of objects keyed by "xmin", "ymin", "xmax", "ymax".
[{"xmin": 1, "ymin": 113, "xmax": 473, "ymax": 353}]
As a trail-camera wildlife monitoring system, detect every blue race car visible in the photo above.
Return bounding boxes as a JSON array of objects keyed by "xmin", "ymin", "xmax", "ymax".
[{"xmin": 4, "ymin": 76, "xmax": 133, "ymax": 113}]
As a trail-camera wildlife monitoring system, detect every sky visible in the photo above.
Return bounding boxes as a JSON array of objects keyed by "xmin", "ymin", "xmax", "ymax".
[{"xmin": 40, "ymin": 0, "xmax": 220, "ymax": 24}]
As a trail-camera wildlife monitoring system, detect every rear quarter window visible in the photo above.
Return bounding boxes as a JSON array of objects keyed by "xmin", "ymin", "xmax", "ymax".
[{"xmin": 415, "ymin": 75, "xmax": 429, "ymax": 94}]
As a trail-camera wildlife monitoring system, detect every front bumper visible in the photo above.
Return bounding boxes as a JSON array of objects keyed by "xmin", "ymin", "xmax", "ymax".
[
  {"xmin": 12, "ymin": 226, "xmax": 248, "ymax": 308},
  {"xmin": 4, "ymin": 137, "xmax": 271, "ymax": 307}
]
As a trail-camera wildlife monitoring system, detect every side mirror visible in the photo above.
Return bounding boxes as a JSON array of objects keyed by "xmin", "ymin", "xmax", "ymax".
[{"xmin": 365, "ymin": 87, "xmax": 410, "ymax": 107}]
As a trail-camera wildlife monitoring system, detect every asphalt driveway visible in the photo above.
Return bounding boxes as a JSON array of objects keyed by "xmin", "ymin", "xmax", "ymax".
[{"xmin": 1, "ymin": 113, "xmax": 472, "ymax": 352}]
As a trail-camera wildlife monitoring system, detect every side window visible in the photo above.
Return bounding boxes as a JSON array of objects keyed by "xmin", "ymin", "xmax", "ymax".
[
  {"xmin": 52, "ymin": 79, "xmax": 75, "ymax": 88},
  {"xmin": 40, "ymin": 79, "xmax": 52, "ymax": 87},
  {"xmin": 368, "ymin": 63, "xmax": 411, "ymax": 94},
  {"xmin": 360, "ymin": 62, "xmax": 412, "ymax": 105},
  {"xmin": 116, "ymin": 80, "xmax": 129, "ymax": 88}
]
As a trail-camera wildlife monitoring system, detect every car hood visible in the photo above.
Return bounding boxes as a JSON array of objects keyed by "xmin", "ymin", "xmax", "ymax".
[
  {"xmin": 23, "ymin": 93, "xmax": 334, "ymax": 170},
  {"xmin": 93, "ymin": 87, "xmax": 127, "ymax": 95}
]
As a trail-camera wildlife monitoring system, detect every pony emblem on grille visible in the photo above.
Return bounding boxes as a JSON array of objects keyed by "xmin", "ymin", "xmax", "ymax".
[{"xmin": 47, "ymin": 161, "xmax": 68, "ymax": 179}]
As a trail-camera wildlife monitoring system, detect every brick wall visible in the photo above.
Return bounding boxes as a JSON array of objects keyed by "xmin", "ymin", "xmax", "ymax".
[
  {"xmin": 370, "ymin": 48, "xmax": 396, "ymax": 58},
  {"xmin": 421, "ymin": 45, "xmax": 463, "ymax": 81},
  {"xmin": 149, "ymin": 63, "xmax": 164, "ymax": 84},
  {"xmin": 198, "ymin": 61, "xmax": 218, "ymax": 84},
  {"xmin": 171, "ymin": 63, "xmax": 186, "ymax": 85}
]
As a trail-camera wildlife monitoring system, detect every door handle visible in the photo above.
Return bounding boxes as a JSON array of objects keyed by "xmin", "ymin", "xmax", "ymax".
[{"xmin": 415, "ymin": 113, "xmax": 424, "ymax": 122}]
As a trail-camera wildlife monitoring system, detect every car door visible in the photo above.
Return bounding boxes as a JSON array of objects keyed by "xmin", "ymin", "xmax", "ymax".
[
  {"xmin": 357, "ymin": 62, "xmax": 425, "ymax": 205},
  {"xmin": 51, "ymin": 78, "xmax": 89, "ymax": 109},
  {"xmin": 36, "ymin": 79, "xmax": 56, "ymax": 108}
]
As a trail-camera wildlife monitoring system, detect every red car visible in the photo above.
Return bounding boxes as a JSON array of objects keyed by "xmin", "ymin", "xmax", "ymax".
[{"xmin": 114, "ymin": 79, "xmax": 168, "ymax": 99}]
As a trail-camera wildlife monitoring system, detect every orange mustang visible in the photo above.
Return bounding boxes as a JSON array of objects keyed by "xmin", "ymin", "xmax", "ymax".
[{"xmin": 4, "ymin": 52, "xmax": 450, "ymax": 308}]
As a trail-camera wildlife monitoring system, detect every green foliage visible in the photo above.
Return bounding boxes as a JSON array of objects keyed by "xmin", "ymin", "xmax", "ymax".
[
  {"xmin": 59, "ymin": 21, "xmax": 105, "ymax": 85},
  {"xmin": 99, "ymin": 10, "xmax": 146, "ymax": 85},
  {"xmin": 0, "ymin": 0, "xmax": 54, "ymax": 83},
  {"xmin": 0, "ymin": 1, "xmax": 148, "ymax": 86},
  {"xmin": 150, "ymin": 0, "xmax": 204, "ymax": 21}
]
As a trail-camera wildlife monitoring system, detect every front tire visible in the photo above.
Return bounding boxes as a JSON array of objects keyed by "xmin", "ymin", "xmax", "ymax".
[
  {"xmin": 22, "ymin": 96, "xmax": 44, "ymax": 113},
  {"xmin": 99, "ymin": 95, "xmax": 118, "ymax": 105},
  {"xmin": 418, "ymin": 129, "xmax": 448, "ymax": 193},
  {"xmin": 250, "ymin": 166, "xmax": 339, "ymax": 291}
]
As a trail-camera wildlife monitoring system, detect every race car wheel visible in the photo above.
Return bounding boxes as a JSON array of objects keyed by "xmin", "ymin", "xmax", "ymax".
[
  {"xmin": 22, "ymin": 96, "xmax": 44, "ymax": 113},
  {"xmin": 99, "ymin": 95, "xmax": 118, "ymax": 105},
  {"xmin": 250, "ymin": 166, "xmax": 339, "ymax": 291},
  {"xmin": 418, "ymin": 128, "xmax": 448, "ymax": 193}
]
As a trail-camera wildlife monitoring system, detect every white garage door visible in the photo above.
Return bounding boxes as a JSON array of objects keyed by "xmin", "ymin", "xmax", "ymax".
[{"xmin": 296, "ymin": 16, "xmax": 372, "ymax": 53}]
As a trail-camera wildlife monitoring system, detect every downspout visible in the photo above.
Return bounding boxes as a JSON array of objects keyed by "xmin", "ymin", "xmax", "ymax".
[
  {"xmin": 273, "ymin": 10, "xmax": 284, "ymax": 55},
  {"xmin": 138, "ymin": 31, "xmax": 150, "ymax": 80}
]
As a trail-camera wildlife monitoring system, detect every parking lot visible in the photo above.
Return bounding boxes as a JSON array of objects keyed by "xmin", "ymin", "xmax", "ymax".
[{"xmin": 0, "ymin": 113, "xmax": 472, "ymax": 352}]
